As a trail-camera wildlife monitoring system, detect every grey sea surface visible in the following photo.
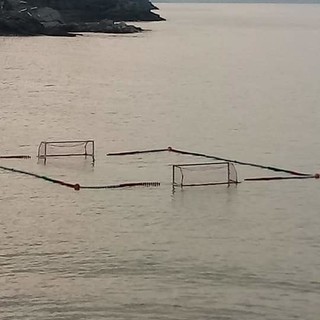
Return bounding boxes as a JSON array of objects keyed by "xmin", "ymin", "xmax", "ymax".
[{"xmin": 1, "ymin": 4, "xmax": 320, "ymax": 319}]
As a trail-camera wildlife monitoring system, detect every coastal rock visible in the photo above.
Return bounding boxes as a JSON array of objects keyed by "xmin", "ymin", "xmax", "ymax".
[
  {"xmin": 34, "ymin": 7, "xmax": 64, "ymax": 28},
  {"xmin": 0, "ymin": 11, "xmax": 44, "ymax": 35},
  {"xmin": 66, "ymin": 19, "xmax": 142, "ymax": 33},
  {"xmin": 44, "ymin": 0, "xmax": 163, "ymax": 22},
  {"xmin": 0, "ymin": 0, "xmax": 163, "ymax": 36},
  {"xmin": 3, "ymin": 0, "xmax": 164, "ymax": 23},
  {"xmin": 0, "ymin": 8, "xmax": 73, "ymax": 36}
]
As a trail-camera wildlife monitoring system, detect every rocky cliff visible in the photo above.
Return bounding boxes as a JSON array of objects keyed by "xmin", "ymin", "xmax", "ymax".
[{"xmin": 0, "ymin": 0, "xmax": 164, "ymax": 36}]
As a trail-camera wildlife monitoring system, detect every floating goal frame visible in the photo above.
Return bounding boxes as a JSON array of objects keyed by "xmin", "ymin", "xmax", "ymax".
[
  {"xmin": 37, "ymin": 140, "xmax": 95, "ymax": 163},
  {"xmin": 172, "ymin": 161, "xmax": 238, "ymax": 188}
]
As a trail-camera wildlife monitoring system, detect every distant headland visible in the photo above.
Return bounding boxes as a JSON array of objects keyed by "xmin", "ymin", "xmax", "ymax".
[{"xmin": 0, "ymin": 0, "xmax": 165, "ymax": 36}]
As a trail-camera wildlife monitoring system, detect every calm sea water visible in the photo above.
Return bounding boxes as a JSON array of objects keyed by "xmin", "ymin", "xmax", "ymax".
[{"xmin": 1, "ymin": 4, "xmax": 320, "ymax": 319}]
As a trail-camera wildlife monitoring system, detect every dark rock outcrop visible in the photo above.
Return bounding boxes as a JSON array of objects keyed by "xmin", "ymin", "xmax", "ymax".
[
  {"xmin": 23, "ymin": 0, "xmax": 164, "ymax": 22},
  {"xmin": 66, "ymin": 19, "xmax": 142, "ymax": 33},
  {"xmin": 0, "ymin": 0, "xmax": 164, "ymax": 36},
  {"xmin": 0, "ymin": 11, "xmax": 45, "ymax": 35}
]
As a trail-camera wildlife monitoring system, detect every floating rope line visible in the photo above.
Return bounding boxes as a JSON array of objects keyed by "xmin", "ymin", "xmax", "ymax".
[
  {"xmin": 81, "ymin": 182, "xmax": 160, "ymax": 189},
  {"xmin": 107, "ymin": 148, "xmax": 168, "ymax": 156},
  {"xmin": 168, "ymin": 147, "xmax": 313, "ymax": 177},
  {"xmin": 0, "ymin": 165, "xmax": 80, "ymax": 190},
  {"xmin": 0, "ymin": 155, "xmax": 31, "ymax": 159},
  {"xmin": 0, "ymin": 164, "xmax": 160, "ymax": 191},
  {"xmin": 245, "ymin": 175, "xmax": 317, "ymax": 181},
  {"xmin": 107, "ymin": 146, "xmax": 319, "ymax": 179}
]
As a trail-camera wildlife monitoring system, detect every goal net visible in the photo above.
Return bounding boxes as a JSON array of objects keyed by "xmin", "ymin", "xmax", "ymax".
[
  {"xmin": 172, "ymin": 162, "xmax": 238, "ymax": 187},
  {"xmin": 37, "ymin": 140, "xmax": 95, "ymax": 163}
]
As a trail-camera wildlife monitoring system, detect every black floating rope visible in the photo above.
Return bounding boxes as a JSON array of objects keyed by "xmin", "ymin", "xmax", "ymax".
[
  {"xmin": 245, "ymin": 175, "xmax": 317, "ymax": 181},
  {"xmin": 0, "ymin": 155, "xmax": 31, "ymax": 159},
  {"xmin": 0, "ymin": 165, "xmax": 160, "ymax": 191},
  {"xmin": 168, "ymin": 148, "xmax": 312, "ymax": 177},
  {"xmin": 0, "ymin": 165, "xmax": 80, "ymax": 190},
  {"xmin": 107, "ymin": 148, "xmax": 168, "ymax": 156},
  {"xmin": 107, "ymin": 146, "xmax": 315, "ymax": 178},
  {"xmin": 80, "ymin": 182, "xmax": 160, "ymax": 189}
]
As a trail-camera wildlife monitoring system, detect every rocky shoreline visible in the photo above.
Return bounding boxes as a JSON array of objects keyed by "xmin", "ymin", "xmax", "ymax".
[{"xmin": 0, "ymin": 0, "xmax": 164, "ymax": 36}]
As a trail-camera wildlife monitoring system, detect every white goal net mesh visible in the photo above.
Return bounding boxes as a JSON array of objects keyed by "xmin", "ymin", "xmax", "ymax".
[
  {"xmin": 37, "ymin": 140, "xmax": 95, "ymax": 161},
  {"xmin": 172, "ymin": 162, "xmax": 238, "ymax": 187}
]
